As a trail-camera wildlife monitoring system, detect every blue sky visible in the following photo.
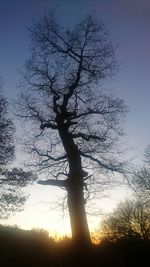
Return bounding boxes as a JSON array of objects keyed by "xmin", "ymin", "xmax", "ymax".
[
  {"xmin": 0, "ymin": 0, "xmax": 150, "ymax": 158},
  {"xmin": 0, "ymin": 0, "xmax": 150, "ymax": 234}
]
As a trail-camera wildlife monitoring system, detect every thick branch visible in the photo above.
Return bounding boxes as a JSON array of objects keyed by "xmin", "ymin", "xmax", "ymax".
[
  {"xmin": 37, "ymin": 179, "xmax": 68, "ymax": 188},
  {"xmin": 71, "ymin": 132, "xmax": 106, "ymax": 142},
  {"xmin": 40, "ymin": 121, "xmax": 58, "ymax": 130}
]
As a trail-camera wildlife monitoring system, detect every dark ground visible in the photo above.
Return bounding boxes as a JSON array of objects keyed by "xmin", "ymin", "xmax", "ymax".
[{"xmin": 0, "ymin": 225, "xmax": 149, "ymax": 267}]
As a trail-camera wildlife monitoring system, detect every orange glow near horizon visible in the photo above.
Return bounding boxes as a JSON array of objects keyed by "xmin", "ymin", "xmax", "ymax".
[
  {"xmin": 1, "ymin": 183, "xmax": 132, "ymax": 240},
  {"xmin": 1, "ymin": 221, "xmax": 102, "ymax": 244},
  {"xmin": 1, "ymin": 204, "xmax": 102, "ymax": 242}
]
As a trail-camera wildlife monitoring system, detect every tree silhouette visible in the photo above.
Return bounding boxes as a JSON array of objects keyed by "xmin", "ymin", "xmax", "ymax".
[
  {"xmin": 0, "ymin": 92, "xmax": 14, "ymax": 169},
  {"xmin": 16, "ymin": 11, "xmax": 127, "ymax": 245},
  {"xmin": 131, "ymin": 146, "xmax": 150, "ymax": 207},
  {"xmin": 0, "ymin": 167, "xmax": 37, "ymax": 219},
  {"xmin": 0, "ymin": 87, "xmax": 35, "ymax": 219},
  {"xmin": 101, "ymin": 199, "xmax": 150, "ymax": 240}
]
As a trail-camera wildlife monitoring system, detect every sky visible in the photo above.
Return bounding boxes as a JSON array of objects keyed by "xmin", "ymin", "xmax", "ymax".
[{"xmin": 0, "ymin": 0, "xmax": 150, "ymax": 236}]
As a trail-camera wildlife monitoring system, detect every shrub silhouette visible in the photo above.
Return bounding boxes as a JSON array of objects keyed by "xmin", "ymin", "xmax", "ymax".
[{"xmin": 0, "ymin": 224, "xmax": 149, "ymax": 267}]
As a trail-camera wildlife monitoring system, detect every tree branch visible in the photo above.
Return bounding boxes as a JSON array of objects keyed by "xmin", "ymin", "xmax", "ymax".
[
  {"xmin": 80, "ymin": 151, "xmax": 124, "ymax": 173},
  {"xmin": 37, "ymin": 178, "xmax": 68, "ymax": 188},
  {"xmin": 71, "ymin": 132, "xmax": 106, "ymax": 142},
  {"xmin": 40, "ymin": 121, "xmax": 58, "ymax": 130},
  {"xmin": 61, "ymin": 58, "xmax": 83, "ymax": 113},
  {"xmin": 31, "ymin": 145, "xmax": 67, "ymax": 162}
]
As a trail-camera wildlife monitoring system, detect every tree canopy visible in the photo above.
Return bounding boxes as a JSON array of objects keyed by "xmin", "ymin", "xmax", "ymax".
[
  {"xmin": 0, "ymin": 87, "xmax": 36, "ymax": 219},
  {"xmin": 0, "ymin": 92, "xmax": 14, "ymax": 169}
]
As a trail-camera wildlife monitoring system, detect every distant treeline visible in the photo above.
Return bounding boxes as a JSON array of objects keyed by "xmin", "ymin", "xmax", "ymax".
[{"xmin": 0, "ymin": 225, "xmax": 149, "ymax": 267}]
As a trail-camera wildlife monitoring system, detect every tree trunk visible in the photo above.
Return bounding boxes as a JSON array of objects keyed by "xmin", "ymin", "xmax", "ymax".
[
  {"xmin": 67, "ymin": 181, "xmax": 91, "ymax": 246},
  {"xmin": 58, "ymin": 127, "xmax": 91, "ymax": 246}
]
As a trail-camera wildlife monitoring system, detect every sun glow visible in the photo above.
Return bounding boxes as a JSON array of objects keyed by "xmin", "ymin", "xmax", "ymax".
[
  {"xmin": 1, "ymin": 183, "xmax": 132, "ymax": 240},
  {"xmin": 4, "ymin": 207, "xmax": 72, "ymax": 239}
]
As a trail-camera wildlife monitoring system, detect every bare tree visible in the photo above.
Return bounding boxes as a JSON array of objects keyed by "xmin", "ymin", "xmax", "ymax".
[
  {"xmin": 101, "ymin": 199, "xmax": 150, "ymax": 240},
  {"xmin": 144, "ymin": 145, "xmax": 150, "ymax": 166},
  {"xmin": 16, "ymin": 11, "xmax": 127, "ymax": 245},
  {"xmin": 132, "ymin": 146, "xmax": 150, "ymax": 197}
]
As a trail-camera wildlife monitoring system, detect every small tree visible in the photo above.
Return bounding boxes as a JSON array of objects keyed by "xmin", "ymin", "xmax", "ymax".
[
  {"xmin": 0, "ymin": 167, "xmax": 36, "ymax": 219},
  {"xmin": 132, "ymin": 146, "xmax": 150, "ymax": 199},
  {"xmin": 0, "ymin": 92, "xmax": 14, "ymax": 169},
  {"xmin": 101, "ymin": 199, "xmax": 150, "ymax": 240},
  {"xmin": 0, "ymin": 87, "xmax": 35, "ymax": 219},
  {"xmin": 16, "ymin": 11, "xmax": 127, "ymax": 245},
  {"xmin": 144, "ymin": 145, "xmax": 150, "ymax": 166}
]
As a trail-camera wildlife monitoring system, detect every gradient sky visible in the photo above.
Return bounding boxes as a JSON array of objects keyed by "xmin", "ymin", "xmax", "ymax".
[{"xmin": 0, "ymin": 0, "xmax": 150, "ymax": 235}]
